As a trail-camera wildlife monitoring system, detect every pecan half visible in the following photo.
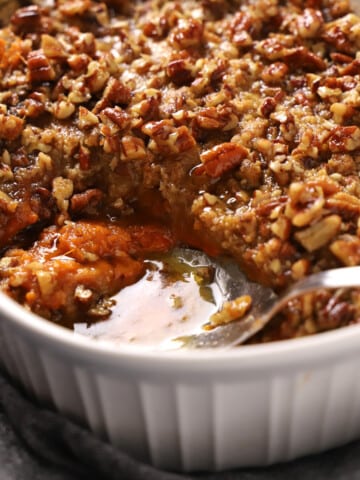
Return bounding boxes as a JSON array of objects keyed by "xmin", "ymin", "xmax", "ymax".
[{"xmin": 198, "ymin": 142, "xmax": 248, "ymax": 178}]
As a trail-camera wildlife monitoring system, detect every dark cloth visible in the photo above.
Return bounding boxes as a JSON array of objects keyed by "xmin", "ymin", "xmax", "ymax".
[{"xmin": 0, "ymin": 371, "xmax": 360, "ymax": 480}]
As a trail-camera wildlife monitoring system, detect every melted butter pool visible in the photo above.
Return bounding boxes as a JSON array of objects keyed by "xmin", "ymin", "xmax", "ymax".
[{"xmin": 74, "ymin": 251, "xmax": 223, "ymax": 347}]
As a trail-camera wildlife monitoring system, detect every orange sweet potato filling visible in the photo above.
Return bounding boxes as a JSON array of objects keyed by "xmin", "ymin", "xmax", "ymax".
[{"xmin": 0, "ymin": 221, "xmax": 174, "ymax": 324}]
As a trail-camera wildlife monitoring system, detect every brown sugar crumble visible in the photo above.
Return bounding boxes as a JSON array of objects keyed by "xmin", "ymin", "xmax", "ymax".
[{"xmin": 1, "ymin": 0, "xmax": 360, "ymax": 342}]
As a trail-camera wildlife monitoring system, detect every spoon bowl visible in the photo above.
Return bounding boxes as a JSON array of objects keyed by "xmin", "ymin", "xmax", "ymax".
[{"xmin": 165, "ymin": 249, "xmax": 360, "ymax": 350}]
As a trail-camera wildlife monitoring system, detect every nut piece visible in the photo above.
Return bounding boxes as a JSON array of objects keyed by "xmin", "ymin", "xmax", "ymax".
[
  {"xmin": 195, "ymin": 106, "xmax": 238, "ymax": 131},
  {"xmin": 142, "ymin": 120, "xmax": 196, "ymax": 154},
  {"xmin": 169, "ymin": 18, "xmax": 203, "ymax": 49},
  {"xmin": 261, "ymin": 62, "xmax": 289, "ymax": 84},
  {"xmin": 52, "ymin": 177, "xmax": 73, "ymax": 214},
  {"xmin": 78, "ymin": 106, "xmax": 99, "ymax": 129},
  {"xmin": 286, "ymin": 183, "xmax": 325, "ymax": 227},
  {"xmin": 52, "ymin": 99, "xmax": 75, "ymax": 120},
  {"xmin": 328, "ymin": 126, "xmax": 360, "ymax": 152},
  {"xmin": 27, "ymin": 50, "xmax": 55, "ymax": 83},
  {"xmin": 10, "ymin": 5, "xmax": 42, "ymax": 34},
  {"xmin": 0, "ymin": 114, "xmax": 24, "ymax": 140},
  {"xmin": 198, "ymin": 142, "xmax": 248, "ymax": 178},
  {"xmin": 294, "ymin": 215, "xmax": 342, "ymax": 252},
  {"xmin": 70, "ymin": 189, "xmax": 102, "ymax": 213},
  {"xmin": 121, "ymin": 136, "xmax": 147, "ymax": 161},
  {"xmin": 41, "ymin": 34, "xmax": 67, "ymax": 60},
  {"xmin": 210, "ymin": 295, "xmax": 252, "ymax": 326},
  {"xmin": 295, "ymin": 8, "xmax": 324, "ymax": 39},
  {"xmin": 330, "ymin": 235, "xmax": 360, "ymax": 266}
]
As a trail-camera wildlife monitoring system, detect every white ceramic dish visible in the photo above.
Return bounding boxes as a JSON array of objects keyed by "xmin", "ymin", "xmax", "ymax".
[{"xmin": 1, "ymin": 289, "xmax": 360, "ymax": 472}]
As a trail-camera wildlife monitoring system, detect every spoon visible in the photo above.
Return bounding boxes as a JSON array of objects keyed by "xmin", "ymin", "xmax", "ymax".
[{"xmin": 165, "ymin": 249, "xmax": 360, "ymax": 350}]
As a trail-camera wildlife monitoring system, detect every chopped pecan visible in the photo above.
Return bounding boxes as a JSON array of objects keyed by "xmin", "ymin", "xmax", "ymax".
[
  {"xmin": 294, "ymin": 214, "xmax": 342, "ymax": 252},
  {"xmin": 330, "ymin": 103, "xmax": 356, "ymax": 124},
  {"xmin": 169, "ymin": 18, "xmax": 203, "ymax": 49},
  {"xmin": 271, "ymin": 216, "xmax": 291, "ymax": 241},
  {"xmin": 230, "ymin": 12, "xmax": 253, "ymax": 47},
  {"xmin": 327, "ymin": 153, "xmax": 356, "ymax": 175},
  {"xmin": 284, "ymin": 47, "xmax": 326, "ymax": 71},
  {"xmin": 330, "ymin": 235, "xmax": 360, "ymax": 266},
  {"xmin": 257, "ymin": 37, "xmax": 326, "ymax": 71},
  {"xmin": 93, "ymin": 78, "xmax": 131, "ymax": 113},
  {"xmin": 197, "ymin": 142, "xmax": 248, "ymax": 178},
  {"xmin": 285, "ymin": 182, "xmax": 325, "ymax": 227},
  {"xmin": 166, "ymin": 58, "xmax": 194, "ymax": 86},
  {"xmin": 70, "ymin": 189, "xmax": 102, "ymax": 213},
  {"xmin": 318, "ymin": 294, "xmax": 355, "ymax": 332},
  {"xmin": 100, "ymin": 107, "xmax": 130, "ymax": 130},
  {"xmin": 210, "ymin": 295, "xmax": 252, "ymax": 325},
  {"xmin": 27, "ymin": 50, "xmax": 55, "ymax": 83},
  {"xmin": 142, "ymin": 120, "xmax": 196, "ymax": 154},
  {"xmin": 322, "ymin": 14, "xmax": 360, "ymax": 54},
  {"xmin": 52, "ymin": 99, "xmax": 75, "ymax": 120},
  {"xmin": 52, "ymin": 176, "xmax": 73, "ymax": 214},
  {"xmin": 0, "ymin": 114, "xmax": 24, "ymax": 140},
  {"xmin": 121, "ymin": 136, "xmax": 147, "ymax": 161},
  {"xmin": 195, "ymin": 106, "xmax": 238, "ymax": 131},
  {"xmin": 261, "ymin": 62, "xmax": 289, "ymax": 84},
  {"xmin": 78, "ymin": 145, "xmax": 91, "ymax": 170},
  {"xmin": 131, "ymin": 96, "xmax": 159, "ymax": 122},
  {"xmin": 78, "ymin": 106, "xmax": 99, "ymax": 129},
  {"xmin": 59, "ymin": 0, "xmax": 91, "ymax": 16},
  {"xmin": 74, "ymin": 33, "xmax": 96, "ymax": 57},
  {"xmin": 10, "ymin": 5, "xmax": 42, "ymax": 35},
  {"xmin": 238, "ymin": 158, "xmax": 262, "ymax": 188},
  {"xmin": 330, "ymin": 52, "xmax": 353, "ymax": 63},
  {"xmin": 339, "ymin": 59, "xmax": 360, "ymax": 76},
  {"xmin": 67, "ymin": 54, "xmax": 90, "ymax": 72},
  {"xmin": 294, "ymin": 8, "xmax": 324, "ymax": 39},
  {"xmin": 0, "ymin": 191, "xmax": 18, "ymax": 213},
  {"xmin": 291, "ymin": 259, "xmax": 310, "ymax": 281},
  {"xmin": 328, "ymin": 126, "xmax": 360, "ymax": 152},
  {"xmin": 326, "ymin": 192, "xmax": 360, "ymax": 218},
  {"xmin": 142, "ymin": 16, "xmax": 169, "ymax": 39},
  {"xmin": 85, "ymin": 61, "xmax": 110, "ymax": 93},
  {"xmin": 260, "ymin": 97, "xmax": 277, "ymax": 117},
  {"xmin": 41, "ymin": 34, "xmax": 67, "ymax": 60}
]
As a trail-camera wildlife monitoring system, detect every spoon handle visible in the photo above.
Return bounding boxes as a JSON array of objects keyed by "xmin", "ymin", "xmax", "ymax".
[{"xmin": 268, "ymin": 265, "xmax": 360, "ymax": 322}]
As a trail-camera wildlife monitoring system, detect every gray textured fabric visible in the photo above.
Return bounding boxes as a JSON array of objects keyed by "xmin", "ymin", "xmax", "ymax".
[{"xmin": 0, "ymin": 371, "xmax": 359, "ymax": 480}]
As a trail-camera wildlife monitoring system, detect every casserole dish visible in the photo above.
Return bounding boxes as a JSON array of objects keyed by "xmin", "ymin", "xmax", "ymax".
[
  {"xmin": 2, "ymin": 291, "xmax": 360, "ymax": 471},
  {"xmin": 1, "ymin": 0, "xmax": 360, "ymax": 471}
]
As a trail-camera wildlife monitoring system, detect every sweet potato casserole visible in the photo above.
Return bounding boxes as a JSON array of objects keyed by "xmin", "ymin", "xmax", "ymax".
[{"xmin": 0, "ymin": 0, "xmax": 360, "ymax": 343}]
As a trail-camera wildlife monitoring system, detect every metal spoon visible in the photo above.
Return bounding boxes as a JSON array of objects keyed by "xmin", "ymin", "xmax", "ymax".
[{"xmin": 166, "ymin": 249, "xmax": 360, "ymax": 350}]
